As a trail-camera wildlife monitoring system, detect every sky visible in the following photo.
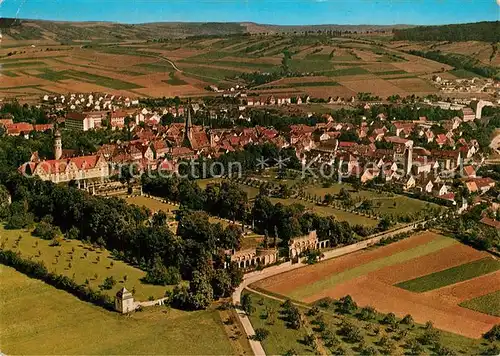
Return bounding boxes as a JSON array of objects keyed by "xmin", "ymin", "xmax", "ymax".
[{"xmin": 0, "ymin": 0, "xmax": 499, "ymax": 26}]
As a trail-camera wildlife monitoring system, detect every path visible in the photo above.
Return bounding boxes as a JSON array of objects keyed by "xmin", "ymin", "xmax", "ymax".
[
  {"xmin": 155, "ymin": 56, "xmax": 182, "ymax": 72},
  {"xmin": 232, "ymin": 218, "xmax": 440, "ymax": 355}
]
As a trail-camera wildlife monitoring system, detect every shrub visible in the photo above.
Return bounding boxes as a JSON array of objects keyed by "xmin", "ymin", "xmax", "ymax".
[
  {"xmin": 382, "ymin": 312, "xmax": 397, "ymax": 325},
  {"xmin": 339, "ymin": 320, "xmax": 363, "ymax": 343},
  {"xmin": 33, "ymin": 221, "xmax": 61, "ymax": 240}
]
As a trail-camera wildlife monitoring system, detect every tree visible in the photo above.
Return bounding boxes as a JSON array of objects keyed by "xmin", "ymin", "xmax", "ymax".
[
  {"xmin": 241, "ymin": 293, "xmax": 254, "ymax": 315},
  {"xmin": 100, "ymin": 276, "xmax": 116, "ymax": 290},
  {"xmin": 144, "ymin": 256, "xmax": 181, "ymax": 286},
  {"xmin": 338, "ymin": 295, "xmax": 357, "ymax": 314},
  {"xmin": 401, "ymin": 314, "xmax": 414, "ymax": 326},
  {"xmin": 186, "ymin": 270, "xmax": 213, "ymax": 310},
  {"xmin": 251, "ymin": 328, "xmax": 270, "ymax": 341}
]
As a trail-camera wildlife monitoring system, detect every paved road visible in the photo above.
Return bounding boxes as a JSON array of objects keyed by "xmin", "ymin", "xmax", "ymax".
[{"xmin": 232, "ymin": 220, "xmax": 432, "ymax": 355}]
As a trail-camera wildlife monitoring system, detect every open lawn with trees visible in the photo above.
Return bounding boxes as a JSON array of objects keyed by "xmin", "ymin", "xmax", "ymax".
[
  {"xmin": 0, "ymin": 265, "xmax": 233, "ymax": 355},
  {"xmin": 0, "ymin": 225, "xmax": 169, "ymax": 301}
]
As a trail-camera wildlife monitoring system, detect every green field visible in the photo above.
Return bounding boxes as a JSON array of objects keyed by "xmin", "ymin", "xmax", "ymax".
[
  {"xmin": 289, "ymin": 234, "xmax": 458, "ymax": 300},
  {"xmin": 136, "ymin": 62, "xmax": 176, "ymax": 72},
  {"xmin": 243, "ymin": 290, "xmax": 487, "ymax": 356},
  {"xmin": 395, "ymin": 258, "xmax": 500, "ymax": 293},
  {"xmin": 0, "ymin": 265, "xmax": 233, "ymax": 355},
  {"xmin": 450, "ymin": 69, "xmax": 481, "ymax": 79},
  {"xmin": 164, "ymin": 72, "xmax": 188, "ymax": 85},
  {"xmin": 33, "ymin": 67, "xmax": 143, "ymax": 90},
  {"xmin": 1, "ymin": 61, "xmax": 47, "ymax": 68},
  {"xmin": 0, "ymin": 225, "xmax": 168, "ymax": 301},
  {"xmin": 320, "ymin": 66, "xmax": 369, "ymax": 77},
  {"xmin": 460, "ymin": 290, "xmax": 500, "ymax": 317},
  {"xmin": 0, "ymin": 70, "xmax": 19, "ymax": 77}
]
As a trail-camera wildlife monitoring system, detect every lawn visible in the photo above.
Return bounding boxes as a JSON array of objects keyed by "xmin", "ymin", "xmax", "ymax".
[
  {"xmin": 180, "ymin": 65, "xmax": 242, "ymax": 82},
  {"xmin": 288, "ymin": 235, "xmax": 458, "ymax": 300},
  {"xmin": 0, "ymin": 265, "xmax": 233, "ymax": 355},
  {"xmin": 305, "ymin": 184, "xmax": 441, "ymax": 218},
  {"xmin": 450, "ymin": 69, "xmax": 481, "ymax": 79},
  {"xmin": 243, "ymin": 290, "xmax": 486, "ymax": 356},
  {"xmin": 460, "ymin": 290, "xmax": 500, "ymax": 317},
  {"xmin": 0, "ymin": 70, "xmax": 19, "ymax": 77},
  {"xmin": 0, "ymin": 225, "xmax": 168, "ymax": 301},
  {"xmin": 395, "ymin": 257, "xmax": 500, "ymax": 293}
]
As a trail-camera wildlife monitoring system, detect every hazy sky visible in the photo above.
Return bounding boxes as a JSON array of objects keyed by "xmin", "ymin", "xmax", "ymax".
[{"xmin": 1, "ymin": 0, "xmax": 499, "ymax": 25}]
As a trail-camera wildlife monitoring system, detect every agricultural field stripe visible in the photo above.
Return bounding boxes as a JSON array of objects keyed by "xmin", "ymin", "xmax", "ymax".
[
  {"xmin": 288, "ymin": 235, "xmax": 457, "ymax": 300},
  {"xmin": 395, "ymin": 257, "xmax": 500, "ymax": 293},
  {"xmin": 459, "ymin": 290, "xmax": 500, "ymax": 317}
]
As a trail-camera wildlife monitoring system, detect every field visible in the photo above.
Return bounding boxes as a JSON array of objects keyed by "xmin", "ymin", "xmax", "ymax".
[
  {"xmin": 460, "ymin": 291, "xmax": 500, "ymax": 317},
  {"xmin": 255, "ymin": 231, "xmax": 500, "ymax": 338},
  {"xmin": 0, "ymin": 265, "xmax": 235, "ymax": 355},
  {"xmin": 0, "ymin": 32, "xmax": 456, "ymax": 101},
  {"xmin": 0, "ymin": 224, "xmax": 168, "ymax": 301},
  {"xmin": 243, "ymin": 289, "xmax": 490, "ymax": 356},
  {"xmin": 396, "ymin": 258, "xmax": 500, "ymax": 292}
]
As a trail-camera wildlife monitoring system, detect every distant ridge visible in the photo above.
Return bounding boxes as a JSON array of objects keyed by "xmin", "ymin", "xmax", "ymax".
[{"xmin": 0, "ymin": 18, "xmax": 415, "ymax": 42}]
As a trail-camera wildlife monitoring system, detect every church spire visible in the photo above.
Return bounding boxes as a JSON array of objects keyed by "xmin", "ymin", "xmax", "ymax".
[{"xmin": 185, "ymin": 100, "xmax": 192, "ymax": 141}]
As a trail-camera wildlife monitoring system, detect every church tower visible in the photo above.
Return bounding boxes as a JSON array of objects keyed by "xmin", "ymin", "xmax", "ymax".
[
  {"xmin": 54, "ymin": 129, "xmax": 62, "ymax": 160},
  {"xmin": 183, "ymin": 101, "xmax": 193, "ymax": 147}
]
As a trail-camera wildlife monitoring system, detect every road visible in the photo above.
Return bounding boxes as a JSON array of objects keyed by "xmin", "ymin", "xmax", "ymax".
[
  {"xmin": 232, "ymin": 219, "xmax": 435, "ymax": 355},
  {"xmin": 155, "ymin": 56, "xmax": 182, "ymax": 72}
]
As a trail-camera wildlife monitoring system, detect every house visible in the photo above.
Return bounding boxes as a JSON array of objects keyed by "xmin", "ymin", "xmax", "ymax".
[
  {"xmin": 4, "ymin": 123, "xmax": 34, "ymax": 137},
  {"xmin": 66, "ymin": 112, "xmax": 105, "ymax": 131},
  {"xmin": 463, "ymin": 165, "xmax": 476, "ymax": 178},
  {"xmin": 480, "ymin": 217, "xmax": 500, "ymax": 230},
  {"xmin": 110, "ymin": 111, "xmax": 128, "ymax": 128},
  {"xmin": 462, "ymin": 108, "xmax": 475, "ymax": 122}
]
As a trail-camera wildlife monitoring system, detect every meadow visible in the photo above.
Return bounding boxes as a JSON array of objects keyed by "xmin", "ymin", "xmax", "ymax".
[
  {"xmin": 0, "ymin": 224, "xmax": 168, "ymax": 301},
  {"xmin": 0, "ymin": 265, "xmax": 234, "ymax": 355}
]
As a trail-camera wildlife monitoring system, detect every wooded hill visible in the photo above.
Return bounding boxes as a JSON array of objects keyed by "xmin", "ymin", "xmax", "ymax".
[{"xmin": 393, "ymin": 21, "xmax": 499, "ymax": 42}]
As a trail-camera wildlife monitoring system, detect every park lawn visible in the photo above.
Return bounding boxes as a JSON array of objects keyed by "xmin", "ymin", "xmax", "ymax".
[
  {"xmin": 196, "ymin": 177, "xmax": 224, "ymax": 189},
  {"xmin": 305, "ymin": 184, "xmax": 440, "ymax": 218},
  {"xmin": 125, "ymin": 195, "xmax": 231, "ymax": 228},
  {"xmin": 0, "ymin": 225, "xmax": 168, "ymax": 301},
  {"xmin": 460, "ymin": 290, "xmax": 500, "ymax": 317},
  {"xmin": 269, "ymin": 197, "xmax": 378, "ymax": 227},
  {"xmin": 0, "ymin": 265, "xmax": 233, "ymax": 355},
  {"xmin": 238, "ymin": 184, "xmax": 260, "ymax": 200},
  {"xmin": 395, "ymin": 258, "xmax": 500, "ymax": 293},
  {"xmin": 288, "ymin": 235, "xmax": 458, "ymax": 300}
]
